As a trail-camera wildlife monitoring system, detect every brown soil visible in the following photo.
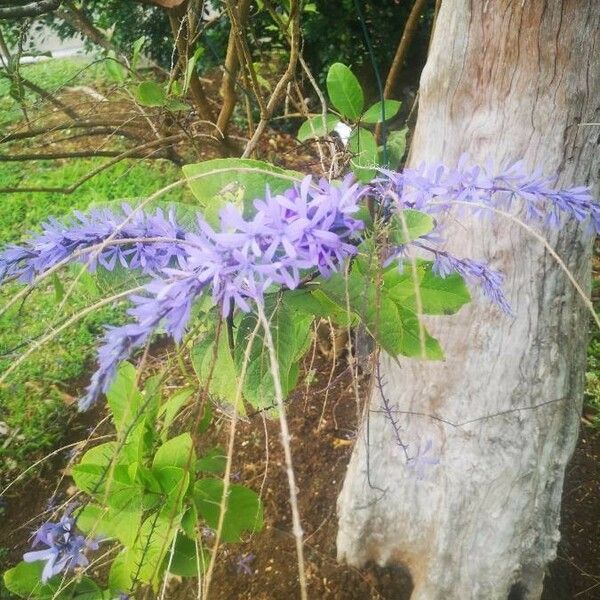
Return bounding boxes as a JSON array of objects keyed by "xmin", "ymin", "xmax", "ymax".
[{"xmin": 3, "ymin": 353, "xmax": 598, "ymax": 600}]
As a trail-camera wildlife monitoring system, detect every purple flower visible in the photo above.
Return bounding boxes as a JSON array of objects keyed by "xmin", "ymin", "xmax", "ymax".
[
  {"xmin": 24, "ymin": 509, "xmax": 98, "ymax": 583},
  {"xmin": 78, "ymin": 176, "xmax": 365, "ymax": 409},
  {"xmin": 376, "ymin": 157, "xmax": 599, "ymax": 233},
  {"xmin": 407, "ymin": 439, "xmax": 440, "ymax": 480},
  {"xmin": 235, "ymin": 553, "xmax": 255, "ymax": 576},
  {"xmin": 424, "ymin": 245, "xmax": 512, "ymax": 315},
  {"xmin": 0, "ymin": 204, "xmax": 188, "ymax": 285}
]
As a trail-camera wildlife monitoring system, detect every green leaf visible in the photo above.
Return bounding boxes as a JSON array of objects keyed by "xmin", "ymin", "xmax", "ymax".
[
  {"xmin": 197, "ymin": 446, "xmax": 226, "ymax": 474},
  {"xmin": 105, "ymin": 51, "xmax": 125, "ymax": 83},
  {"xmin": 166, "ymin": 534, "xmax": 209, "ymax": 577},
  {"xmin": 129, "ymin": 510, "xmax": 182, "ymax": 585},
  {"xmin": 235, "ymin": 299, "xmax": 313, "ymax": 409},
  {"xmin": 153, "ymin": 432, "xmax": 195, "ymax": 470},
  {"xmin": 198, "ymin": 402, "xmax": 213, "ymax": 434},
  {"xmin": 158, "ymin": 387, "xmax": 193, "ymax": 437},
  {"xmin": 319, "ymin": 265, "xmax": 443, "ymax": 360},
  {"xmin": 106, "ymin": 362, "xmax": 143, "ymax": 434},
  {"xmin": 77, "ymin": 504, "xmax": 142, "ymax": 547},
  {"xmin": 191, "ymin": 331, "xmax": 244, "ymax": 412},
  {"xmin": 135, "ymin": 81, "xmax": 167, "ymax": 107},
  {"xmin": 3, "ymin": 561, "xmax": 102, "ymax": 599},
  {"xmin": 182, "ymin": 159, "xmax": 302, "ymax": 227},
  {"xmin": 131, "ymin": 36, "xmax": 146, "ymax": 71},
  {"xmin": 297, "ymin": 113, "xmax": 339, "ymax": 141},
  {"xmin": 181, "ymin": 504, "xmax": 198, "ymax": 538},
  {"xmin": 408, "ymin": 264, "xmax": 471, "ymax": 315},
  {"xmin": 348, "ymin": 127, "xmax": 378, "ymax": 182},
  {"xmin": 361, "ymin": 100, "xmax": 401, "ymax": 123},
  {"xmin": 51, "ymin": 273, "xmax": 65, "ymax": 303},
  {"xmin": 3, "ymin": 562, "xmax": 57, "ymax": 599},
  {"xmin": 326, "ymin": 62, "xmax": 364, "ymax": 120},
  {"xmin": 154, "ymin": 466, "xmax": 190, "ymax": 509},
  {"xmin": 166, "ymin": 98, "xmax": 191, "ymax": 111},
  {"xmin": 193, "ymin": 479, "xmax": 263, "ymax": 542},
  {"xmin": 383, "ymin": 127, "xmax": 408, "ymax": 168},
  {"xmin": 183, "ymin": 46, "xmax": 205, "ymax": 94},
  {"xmin": 109, "ymin": 552, "xmax": 132, "ymax": 595},
  {"xmin": 389, "ymin": 209, "xmax": 435, "ymax": 244},
  {"xmin": 282, "ymin": 288, "xmax": 357, "ymax": 327}
]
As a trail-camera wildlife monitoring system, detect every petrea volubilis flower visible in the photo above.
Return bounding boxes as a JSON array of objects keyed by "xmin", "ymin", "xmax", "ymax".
[
  {"xmin": 1, "ymin": 164, "xmax": 594, "ymax": 410},
  {"xmin": 407, "ymin": 439, "xmax": 440, "ymax": 480},
  {"xmin": 23, "ymin": 507, "xmax": 98, "ymax": 584},
  {"xmin": 79, "ymin": 175, "xmax": 365, "ymax": 409},
  {"xmin": 376, "ymin": 157, "xmax": 598, "ymax": 232},
  {"xmin": 0, "ymin": 204, "xmax": 188, "ymax": 284}
]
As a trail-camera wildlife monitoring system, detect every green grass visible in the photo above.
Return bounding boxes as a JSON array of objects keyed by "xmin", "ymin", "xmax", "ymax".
[
  {"xmin": 0, "ymin": 157, "xmax": 190, "ymax": 481},
  {"xmin": 0, "ymin": 57, "xmax": 105, "ymax": 127},
  {"xmin": 0, "ymin": 54, "xmax": 194, "ymax": 480}
]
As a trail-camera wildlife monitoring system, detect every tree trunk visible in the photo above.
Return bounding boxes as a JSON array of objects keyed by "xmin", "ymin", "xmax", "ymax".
[{"xmin": 337, "ymin": 2, "xmax": 599, "ymax": 599}]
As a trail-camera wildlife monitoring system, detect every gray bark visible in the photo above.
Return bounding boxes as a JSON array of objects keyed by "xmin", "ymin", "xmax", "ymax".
[{"xmin": 337, "ymin": 2, "xmax": 600, "ymax": 599}]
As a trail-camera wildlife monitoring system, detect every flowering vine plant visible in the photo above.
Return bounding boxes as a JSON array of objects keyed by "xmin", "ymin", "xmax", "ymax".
[{"xmin": 1, "ymin": 151, "xmax": 596, "ymax": 598}]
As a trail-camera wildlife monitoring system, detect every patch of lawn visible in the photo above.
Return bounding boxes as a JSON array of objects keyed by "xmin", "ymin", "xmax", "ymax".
[
  {"xmin": 0, "ymin": 56, "xmax": 105, "ymax": 127},
  {"xmin": 0, "ymin": 156, "xmax": 190, "ymax": 482}
]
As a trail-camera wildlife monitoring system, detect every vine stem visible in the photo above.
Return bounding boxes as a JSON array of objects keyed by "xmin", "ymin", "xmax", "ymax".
[
  {"xmin": 256, "ymin": 303, "xmax": 308, "ymax": 600},
  {"xmin": 202, "ymin": 317, "xmax": 261, "ymax": 598}
]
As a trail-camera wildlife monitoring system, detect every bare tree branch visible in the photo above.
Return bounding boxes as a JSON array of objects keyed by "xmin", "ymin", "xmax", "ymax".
[
  {"xmin": 0, "ymin": 0, "xmax": 60, "ymax": 19},
  {"xmin": 0, "ymin": 133, "xmax": 188, "ymax": 193}
]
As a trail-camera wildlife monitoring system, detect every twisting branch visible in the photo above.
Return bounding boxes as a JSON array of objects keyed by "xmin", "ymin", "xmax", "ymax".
[
  {"xmin": 0, "ymin": 0, "xmax": 60, "ymax": 19},
  {"xmin": 0, "ymin": 120, "xmax": 140, "ymax": 143},
  {"xmin": 241, "ymin": 0, "xmax": 300, "ymax": 158},
  {"xmin": 168, "ymin": 0, "xmax": 215, "ymax": 122},
  {"xmin": 374, "ymin": 360, "xmax": 410, "ymax": 462},
  {"xmin": 382, "ymin": 0, "xmax": 429, "ymax": 99},
  {"xmin": 56, "ymin": 0, "xmax": 118, "ymax": 56},
  {"xmin": 0, "ymin": 133, "xmax": 188, "ymax": 193},
  {"xmin": 215, "ymin": 0, "xmax": 251, "ymax": 136}
]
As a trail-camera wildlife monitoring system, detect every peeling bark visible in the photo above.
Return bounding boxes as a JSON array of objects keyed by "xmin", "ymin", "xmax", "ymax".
[{"xmin": 337, "ymin": 2, "xmax": 599, "ymax": 599}]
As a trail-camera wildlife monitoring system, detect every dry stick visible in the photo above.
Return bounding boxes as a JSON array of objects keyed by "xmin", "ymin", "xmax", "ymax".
[
  {"xmin": 384, "ymin": 0, "xmax": 429, "ymax": 99},
  {"xmin": 0, "ymin": 119, "xmax": 144, "ymax": 143},
  {"xmin": 262, "ymin": 0, "xmax": 334, "ymax": 174},
  {"xmin": 317, "ymin": 318, "xmax": 340, "ymax": 430},
  {"xmin": 241, "ymin": 0, "xmax": 300, "ymax": 158},
  {"xmin": 0, "ymin": 149, "xmax": 173, "ymax": 161},
  {"xmin": 256, "ymin": 302, "xmax": 308, "ymax": 600},
  {"xmin": 168, "ymin": 3, "xmax": 215, "ymax": 122},
  {"xmin": 374, "ymin": 0, "xmax": 429, "ymax": 142},
  {"xmin": 216, "ymin": 0, "xmax": 252, "ymax": 135},
  {"xmin": 0, "ymin": 133, "xmax": 188, "ymax": 193},
  {"xmin": 202, "ymin": 318, "xmax": 262, "ymax": 598},
  {"xmin": 58, "ymin": 0, "xmax": 121, "ymax": 56},
  {"xmin": 225, "ymin": 0, "xmax": 268, "ymax": 118}
]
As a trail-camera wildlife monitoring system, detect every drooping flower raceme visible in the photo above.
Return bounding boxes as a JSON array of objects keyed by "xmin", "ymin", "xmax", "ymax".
[
  {"xmin": 79, "ymin": 174, "xmax": 366, "ymax": 409},
  {"xmin": 23, "ymin": 508, "xmax": 98, "ymax": 583},
  {"xmin": 374, "ymin": 158, "xmax": 597, "ymax": 314},
  {"xmin": 0, "ymin": 204, "xmax": 189, "ymax": 285},
  {"xmin": 0, "ymin": 164, "xmax": 595, "ymax": 410},
  {"xmin": 376, "ymin": 157, "xmax": 599, "ymax": 232}
]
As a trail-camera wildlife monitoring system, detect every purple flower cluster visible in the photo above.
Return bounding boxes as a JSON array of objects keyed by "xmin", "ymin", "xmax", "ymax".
[
  {"xmin": 415, "ymin": 242, "xmax": 512, "ymax": 315},
  {"xmin": 80, "ymin": 175, "xmax": 365, "ymax": 409},
  {"xmin": 377, "ymin": 157, "xmax": 598, "ymax": 233},
  {"xmin": 0, "ymin": 204, "xmax": 188, "ymax": 284},
  {"xmin": 23, "ymin": 507, "xmax": 98, "ymax": 584},
  {"xmin": 1, "ymin": 162, "xmax": 595, "ymax": 411}
]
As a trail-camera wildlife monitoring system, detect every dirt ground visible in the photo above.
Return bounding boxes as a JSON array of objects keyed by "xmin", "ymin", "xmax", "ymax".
[{"xmin": 2, "ymin": 349, "xmax": 599, "ymax": 600}]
